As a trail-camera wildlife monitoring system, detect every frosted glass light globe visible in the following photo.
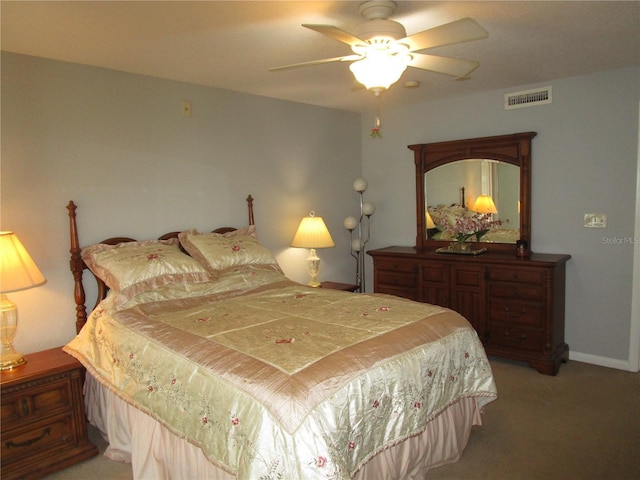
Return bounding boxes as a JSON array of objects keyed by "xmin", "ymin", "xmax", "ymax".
[
  {"xmin": 353, "ymin": 178, "xmax": 368, "ymax": 193},
  {"xmin": 343, "ymin": 216, "xmax": 358, "ymax": 230},
  {"xmin": 362, "ymin": 202, "xmax": 376, "ymax": 216},
  {"xmin": 351, "ymin": 238, "xmax": 362, "ymax": 252}
]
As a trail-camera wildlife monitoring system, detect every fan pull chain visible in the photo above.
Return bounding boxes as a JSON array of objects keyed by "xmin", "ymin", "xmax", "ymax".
[{"xmin": 370, "ymin": 96, "xmax": 382, "ymax": 138}]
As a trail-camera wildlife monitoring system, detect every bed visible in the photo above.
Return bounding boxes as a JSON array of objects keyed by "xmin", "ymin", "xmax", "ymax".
[{"xmin": 63, "ymin": 196, "xmax": 497, "ymax": 480}]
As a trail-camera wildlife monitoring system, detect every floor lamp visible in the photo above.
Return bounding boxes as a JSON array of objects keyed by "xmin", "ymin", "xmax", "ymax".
[{"xmin": 344, "ymin": 178, "xmax": 375, "ymax": 292}]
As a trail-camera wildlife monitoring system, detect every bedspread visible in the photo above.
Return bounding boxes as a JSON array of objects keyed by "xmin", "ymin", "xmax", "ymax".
[{"xmin": 65, "ymin": 272, "xmax": 496, "ymax": 479}]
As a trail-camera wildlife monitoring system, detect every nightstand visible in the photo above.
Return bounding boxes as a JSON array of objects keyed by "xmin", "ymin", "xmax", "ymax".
[
  {"xmin": 321, "ymin": 281, "xmax": 359, "ymax": 292},
  {"xmin": 1, "ymin": 347, "xmax": 98, "ymax": 479}
]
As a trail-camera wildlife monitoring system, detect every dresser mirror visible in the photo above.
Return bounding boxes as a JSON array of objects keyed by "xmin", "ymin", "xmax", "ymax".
[{"xmin": 409, "ymin": 132, "xmax": 536, "ymax": 253}]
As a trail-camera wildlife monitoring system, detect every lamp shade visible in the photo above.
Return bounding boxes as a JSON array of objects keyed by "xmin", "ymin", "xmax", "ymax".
[
  {"xmin": 0, "ymin": 232, "xmax": 46, "ymax": 293},
  {"xmin": 291, "ymin": 214, "xmax": 335, "ymax": 249},
  {"xmin": 426, "ymin": 211, "xmax": 436, "ymax": 229},
  {"xmin": 472, "ymin": 195, "xmax": 498, "ymax": 214}
]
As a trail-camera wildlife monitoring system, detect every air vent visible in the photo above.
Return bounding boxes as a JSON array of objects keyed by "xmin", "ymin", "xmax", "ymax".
[{"xmin": 504, "ymin": 86, "xmax": 552, "ymax": 110}]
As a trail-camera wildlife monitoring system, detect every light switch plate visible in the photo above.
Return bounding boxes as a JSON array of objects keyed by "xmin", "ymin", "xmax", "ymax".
[{"xmin": 584, "ymin": 213, "xmax": 607, "ymax": 228}]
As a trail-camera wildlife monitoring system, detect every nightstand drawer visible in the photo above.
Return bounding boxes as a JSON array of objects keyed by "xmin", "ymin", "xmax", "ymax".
[
  {"xmin": 1, "ymin": 377, "xmax": 72, "ymax": 427},
  {"xmin": 1, "ymin": 412, "xmax": 78, "ymax": 464}
]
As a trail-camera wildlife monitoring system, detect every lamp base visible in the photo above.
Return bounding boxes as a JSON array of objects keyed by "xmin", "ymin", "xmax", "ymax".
[
  {"xmin": 306, "ymin": 249, "xmax": 322, "ymax": 288},
  {"xmin": 0, "ymin": 347, "xmax": 26, "ymax": 370}
]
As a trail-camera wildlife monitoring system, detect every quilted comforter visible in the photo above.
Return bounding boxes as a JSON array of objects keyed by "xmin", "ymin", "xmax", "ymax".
[{"xmin": 65, "ymin": 267, "xmax": 496, "ymax": 479}]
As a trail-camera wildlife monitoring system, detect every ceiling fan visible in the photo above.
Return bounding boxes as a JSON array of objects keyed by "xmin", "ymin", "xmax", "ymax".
[{"xmin": 270, "ymin": 0, "xmax": 488, "ymax": 95}]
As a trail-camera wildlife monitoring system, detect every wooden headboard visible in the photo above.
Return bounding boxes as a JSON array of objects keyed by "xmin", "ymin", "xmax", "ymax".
[{"xmin": 67, "ymin": 195, "xmax": 255, "ymax": 334}]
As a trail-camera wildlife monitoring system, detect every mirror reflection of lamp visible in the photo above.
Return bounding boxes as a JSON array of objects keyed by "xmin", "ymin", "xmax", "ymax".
[
  {"xmin": 426, "ymin": 211, "xmax": 437, "ymax": 238},
  {"xmin": 1, "ymin": 231, "xmax": 46, "ymax": 370},
  {"xmin": 291, "ymin": 213, "xmax": 335, "ymax": 287},
  {"xmin": 472, "ymin": 195, "xmax": 498, "ymax": 215},
  {"xmin": 426, "ymin": 211, "xmax": 436, "ymax": 229}
]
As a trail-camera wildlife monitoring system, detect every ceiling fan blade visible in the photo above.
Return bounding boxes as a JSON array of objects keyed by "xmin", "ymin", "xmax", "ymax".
[
  {"xmin": 408, "ymin": 53, "xmax": 480, "ymax": 78},
  {"xmin": 269, "ymin": 54, "xmax": 362, "ymax": 72},
  {"xmin": 303, "ymin": 24, "xmax": 367, "ymax": 47},
  {"xmin": 400, "ymin": 17, "xmax": 488, "ymax": 52}
]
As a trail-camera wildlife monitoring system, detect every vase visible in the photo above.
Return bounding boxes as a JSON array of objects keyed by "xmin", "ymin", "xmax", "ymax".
[{"xmin": 450, "ymin": 241, "xmax": 471, "ymax": 252}]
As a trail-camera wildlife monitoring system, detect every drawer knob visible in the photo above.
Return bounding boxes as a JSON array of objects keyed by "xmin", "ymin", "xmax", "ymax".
[
  {"xmin": 391, "ymin": 277, "xmax": 398, "ymax": 285},
  {"xmin": 5, "ymin": 427, "xmax": 51, "ymax": 449},
  {"xmin": 512, "ymin": 273, "xmax": 519, "ymax": 279},
  {"xmin": 505, "ymin": 306, "xmax": 526, "ymax": 317}
]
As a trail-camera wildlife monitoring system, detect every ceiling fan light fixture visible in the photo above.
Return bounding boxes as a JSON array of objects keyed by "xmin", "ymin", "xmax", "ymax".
[{"xmin": 349, "ymin": 42, "xmax": 410, "ymax": 93}]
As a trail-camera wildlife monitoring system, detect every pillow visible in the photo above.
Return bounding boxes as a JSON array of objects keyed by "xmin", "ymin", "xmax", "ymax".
[
  {"xmin": 179, "ymin": 229, "xmax": 277, "ymax": 272},
  {"xmin": 428, "ymin": 204, "xmax": 470, "ymax": 231},
  {"xmin": 82, "ymin": 238, "xmax": 212, "ymax": 299}
]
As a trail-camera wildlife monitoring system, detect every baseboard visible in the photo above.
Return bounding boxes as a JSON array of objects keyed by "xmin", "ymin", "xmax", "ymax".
[{"xmin": 569, "ymin": 351, "xmax": 638, "ymax": 372}]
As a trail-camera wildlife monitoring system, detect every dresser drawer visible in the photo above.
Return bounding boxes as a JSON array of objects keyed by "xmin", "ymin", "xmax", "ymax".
[
  {"xmin": 1, "ymin": 412, "xmax": 79, "ymax": 465},
  {"xmin": 489, "ymin": 324, "xmax": 543, "ymax": 352},
  {"xmin": 375, "ymin": 259, "xmax": 416, "ymax": 274},
  {"xmin": 377, "ymin": 285, "xmax": 417, "ymax": 300},
  {"xmin": 1, "ymin": 377, "xmax": 72, "ymax": 428},
  {"xmin": 490, "ymin": 282, "xmax": 543, "ymax": 301},
  {"xmin": 488, "ymin": 268, "xmax": 544, "ymax": 284},
  {"xmin": 489, "ymin": 299, "xmax": 543, "ymax": 327}
]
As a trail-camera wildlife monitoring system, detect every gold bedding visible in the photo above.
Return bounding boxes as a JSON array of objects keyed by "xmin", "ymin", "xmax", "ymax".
[{"xmin": 65, "ymin": 267, "xmax": 497, "ymax": 480}]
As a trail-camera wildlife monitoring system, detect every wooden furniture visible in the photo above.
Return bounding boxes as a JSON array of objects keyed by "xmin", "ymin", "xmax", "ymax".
[
  {"xmin": 321, "ymin": 281, "xmax": 359, "ymax": 292},
  {"xmin": 369, "ymin": 247, "xmax": 570, "ymax": 375},
  {"xmin": 1, "ymin": 348, "xmax": 98, "ymax": 479},
  {"xmin": 410, "ymin": 132, "xmax": 536, "ymax": 254}
]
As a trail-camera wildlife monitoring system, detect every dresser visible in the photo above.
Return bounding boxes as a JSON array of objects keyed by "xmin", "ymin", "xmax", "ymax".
[
  {"xmin": 1, "ymin": 347, "xmax": 98, "ymax": 479},
  {"xmin": 369, "ymin": 247, "xmax": 570, "ymax": 375}
]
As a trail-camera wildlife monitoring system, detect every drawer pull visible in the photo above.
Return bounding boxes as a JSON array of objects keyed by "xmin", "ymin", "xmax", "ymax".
[
  {"xmin": 391, "ymin": 277, "xmax": 398, "ymax": 285},
  {"xmin": 505, "ymin": 306, "xmax": 526, "ymax": 317},
  {"xmin": 5, "ymin": 427, "xmax": 51, "ymax": 449},
  {"xmin": 21, "ymin": 398, "xmax": 29, "ymax": 416},
  {"xmin": 512, "ymin": 273, "xmax": 519, "ymax": 279},
  {"xmin": 504, "ymin": 331, "xmax": 527, "ymax": 342}
]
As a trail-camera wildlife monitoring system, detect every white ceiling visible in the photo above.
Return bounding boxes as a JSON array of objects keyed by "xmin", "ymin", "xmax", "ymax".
[{"xmin": 2, "ymin": 1, "xmax": 638, "ymax": 114}]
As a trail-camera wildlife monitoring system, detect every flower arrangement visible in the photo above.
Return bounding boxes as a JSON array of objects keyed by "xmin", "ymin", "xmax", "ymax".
[{"xmin": 446, "ymin": 212, "xmax": 503, "ymax": 243}]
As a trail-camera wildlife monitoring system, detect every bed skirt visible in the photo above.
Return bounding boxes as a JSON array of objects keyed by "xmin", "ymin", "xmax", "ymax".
[{"xmin": 84, "ymin": 374, "xmax": 482, "ymax": 479}]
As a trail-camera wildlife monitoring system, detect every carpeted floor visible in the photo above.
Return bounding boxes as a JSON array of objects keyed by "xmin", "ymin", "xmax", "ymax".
[{"xmin": 44, "ymin": 358, "xmax": 639, "ymax": 480}]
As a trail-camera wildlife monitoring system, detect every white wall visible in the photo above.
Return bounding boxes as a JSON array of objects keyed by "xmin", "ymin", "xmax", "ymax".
[
  {"xmin": 3, "ymin": 52, "xmax": 638, "ymax": 370},
  {"xmin": 362, "ymin": 66, "xmax": 640, "ymax": 369},
  {"xmin": 1, "ymin": 52, "xmax": 362, "ymax": 355}
]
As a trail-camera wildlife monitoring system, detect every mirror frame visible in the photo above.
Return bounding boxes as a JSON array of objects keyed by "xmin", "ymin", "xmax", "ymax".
[{"xmin": 409, "ymin": 132, "xmax": 537, "ymax": 254}]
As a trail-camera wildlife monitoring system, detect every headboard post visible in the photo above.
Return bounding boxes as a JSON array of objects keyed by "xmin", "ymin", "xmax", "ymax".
[
  {"xmin": 67, "ymin": 201, "xmax": 88, "ymax": 333},
  {"xmin": 247, "ymin": 195, "xmax": 254, "ymax": 225}
]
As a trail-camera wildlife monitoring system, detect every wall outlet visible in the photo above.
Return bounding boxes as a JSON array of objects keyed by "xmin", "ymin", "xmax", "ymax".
[{"xmin": 584, "ymin": 213, "xmax": 607, "ymax": 228}]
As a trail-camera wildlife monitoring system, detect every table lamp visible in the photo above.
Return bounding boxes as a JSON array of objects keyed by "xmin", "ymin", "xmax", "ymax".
[
  {"xmin": 291, "ymin": 212, "xmax": 335, "ymax": 287},
  {"xmin": 1, "ymin": 231, "xmax": 46, "ymax": 370}
]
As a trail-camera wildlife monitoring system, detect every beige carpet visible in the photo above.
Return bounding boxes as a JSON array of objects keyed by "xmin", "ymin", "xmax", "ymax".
[{"xmin": 44, "ymin": 358, "xmax": 639, "ymax": 480}]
